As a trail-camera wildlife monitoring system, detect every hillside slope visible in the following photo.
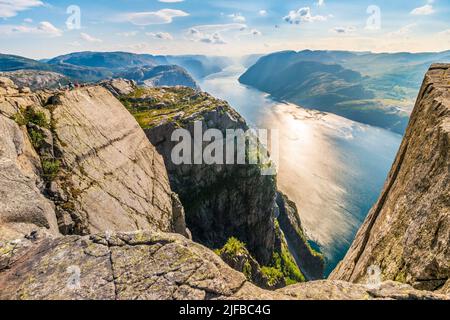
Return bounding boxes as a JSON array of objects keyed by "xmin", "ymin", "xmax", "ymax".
[{"xmin": 239, "ymin": 50, "xmax": 450, "ymax": 134}]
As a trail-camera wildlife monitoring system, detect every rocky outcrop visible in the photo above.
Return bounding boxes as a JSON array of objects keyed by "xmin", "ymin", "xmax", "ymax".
[
  {"xmin": 0, "ymin": 231, "xmax": 447, "ymax": 300},
  {"xmin": 120, "ymin": 86, "xmax": 278, "ymax": 265},
  {"xmin": 46, "ymin": 86, "xmax": 178, "ymax": 235},
  {"xmin": 0, "ymin": 70, "xmax": 69, "ymax": 91},
  {"xmin": 117, "ymin": 86, "xmax": 325, "ymax": 283},
  {"xmin": 276, "ymin": 192, "xmax": 324, "ymax": 280},
  {"xmin": 0, "ymin": 78, "xmax": 59, "ymax": 241},
  {"xmin": 330, "ymin": 64, "xmax": 450, "ymax": 294},
  {"xmin": 0, "ymin": 79, "xmax": 186, "ymax": 240},
  {"xmin": 99, "ymin": 78, "xmax": 137, "ymax": 97}
]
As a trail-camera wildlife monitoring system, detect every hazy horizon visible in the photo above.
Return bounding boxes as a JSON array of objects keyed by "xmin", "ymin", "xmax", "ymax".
[
  {"xmin": 4, "ymin": 47, "xmax": 450, "ymax": 62},
  {"xmin": 1, "ymin": 0, "xmax": 449, "ymax": 59}
]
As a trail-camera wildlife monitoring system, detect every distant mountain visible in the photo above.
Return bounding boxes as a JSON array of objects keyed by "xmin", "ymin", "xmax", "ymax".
[
  {"xmin": 166, "ymin": 55, "xmax": 232, "ymax": 79},
  {"xmin": 116, "ymin": 65, "xmax": 198, "ymax": 89},
  {"xmin": 0, "ymin": 54, "xmax": 53, "ymax": 72},
  {"xmin": 241, "ymin": 54, "xmax": 264, "ymax": 68},
  {"xmin": 0, "ymin": 53, "xmax": 114, "ymax": 82},
  {"xmin": 239, "ymin": 50, "xmax": 450, "ymax": 134},
  {"xmin": 0, "ymin": 52, "xmax": 201, "ymax": 87},
  {"xmin": 47, "ymin": 51, "xmax": 166, "ymax": 70},
  {"xmin": 47, "ymin": 52, "xmax": 231, "ymax": 81}
]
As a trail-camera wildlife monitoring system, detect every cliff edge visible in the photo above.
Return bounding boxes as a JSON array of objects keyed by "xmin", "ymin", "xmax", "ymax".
[{"xmin": 330, "ymin": 64, "xmax": 450, "ymax": 294}]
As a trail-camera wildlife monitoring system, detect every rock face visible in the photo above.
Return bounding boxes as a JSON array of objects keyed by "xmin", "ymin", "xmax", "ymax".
[
  {"xmin": 48, "ymin": 87, "xmax": 177, "ymax": 235},
  {"xmin": 120, "ymin": 87, "xmax": 278, "ymax": 265},
  {"xmin": 0, "ymin": 80, "xmax": 185, "ymax": 240},
  {"xmin": 0, "ymin": 115, "xmax": 60, "ymax": 241},
  {"xmin": 99, "ymin": 78, "xmax": 137, "ymax": 97},
  {"xmin": 0, "ymin": 78, "xmax": 60, "ymax": 241},
  {"xmin": 276, "ymin": 193, "xmax": 324, "ymax": 280},
  {"xmin": 0, "ymin": 231, "xmax": 447, "ymax": 300},
  {"xmin": 0, "ymin": 70, "xmax": 69, "ymax": 91},
  {"xmin": 330, "ymin": 64, "xmax": 450, "ymax": 293},
  {"xmin": 117, "ymin": 86, "xmax": 325, "ymax": 281}
]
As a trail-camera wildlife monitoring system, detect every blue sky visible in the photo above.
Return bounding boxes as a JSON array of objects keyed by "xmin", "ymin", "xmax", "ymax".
[{"xmin": 0, "ymin": 0, "xmax": 449, "ymax": 59}]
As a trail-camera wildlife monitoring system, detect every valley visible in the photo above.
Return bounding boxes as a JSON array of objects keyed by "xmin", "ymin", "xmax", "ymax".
[{"xmin": 201, "ymin": 65, "xmax": 402, "ymax": 274}]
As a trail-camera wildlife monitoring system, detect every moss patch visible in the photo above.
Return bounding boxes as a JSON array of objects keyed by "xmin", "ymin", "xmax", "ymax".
[
  {"xmin": 215, "ymin": 237, "xmax": 247, "ymax": 256},
  {"xmin": 42, "ymin": 159, "xmax": 61, "ymax": 181},
  {"xmin": 118, "ymin": 86, "xmax": 223, "ymax": 129},
  {"xmin": 28, "ymin": 128, "xmax": 45, "ymax": 149},
  {"xmin": 13, "ymin": 106, "xmax": 50, "ymax": 129}
]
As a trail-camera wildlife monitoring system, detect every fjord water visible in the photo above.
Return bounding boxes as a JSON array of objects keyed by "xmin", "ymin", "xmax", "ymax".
[{"xmin": 200, "ymin": 65, "xmax": 403, "ymax": 276}]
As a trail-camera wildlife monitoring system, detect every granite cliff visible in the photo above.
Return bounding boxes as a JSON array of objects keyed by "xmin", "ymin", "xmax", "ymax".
[
  {"xmin": 0, "ymin": 77, "xmax": 186, "ymax": 239},
  {"xmin": 117, "ymin": 85, "xmax": 324, "ymax": 284},
  {"xmin": 330, "ymin": 64, "xmax": 450, "ymax": 294}
]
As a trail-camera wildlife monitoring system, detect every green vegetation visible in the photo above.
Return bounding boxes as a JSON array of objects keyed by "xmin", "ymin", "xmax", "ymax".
[
  {"xmin": 271, "ymin": 247, "xmax": 305, "ymax": 285},
  {"xmin": 217, "ymin": 231, "xmax": 305, "ymax": 287},
  {"xmin": 262, "ymin": 219, "xmax": 306, "ymax": 285},
  {"xmin": 28, "ymin": 128, "xmax": 45, "ymax": 149},
  {"xmin": 260, "ymin": 266, "xmax": 284, "ymax": 287},
  {"xmin": 215, "ymin": 237, "xmax": 247, "ymax": 256},
  {"xmin": 119, "ymin": 86, "xmax": 220, "ymax": 129},
  {"xmin": 42, "ymin": 159, "xmax": 61, "ymax": 181},
  {"xmin": 24, "ymin": 107, "xmax": 50, "ymax": 128},
  {"xmin": 13, "ymin": 106, "xmax": 50, "ymax": 128},
  {"xmin": 243, "ymin": 261, "xmax": 252, "ymax": 280}
]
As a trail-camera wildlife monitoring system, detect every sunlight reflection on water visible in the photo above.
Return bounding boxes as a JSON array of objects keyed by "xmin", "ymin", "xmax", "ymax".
[{"xmin": 200, "ymin": 66, "xmax": 402, "ymax": 275}]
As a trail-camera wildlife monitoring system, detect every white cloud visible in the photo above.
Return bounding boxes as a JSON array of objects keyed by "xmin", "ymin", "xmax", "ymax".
[
  {"xmin": 125, "ymin": 9, "xmax": 189, "ymax": 26},
  {"xmin": 410, "ymin": 4, "xmax": 434, "ymax": 15},
  {"xmin": 38, "ymin": 21, "xmax": 62, "ymax": 36},
  {"xmin": 80, "ymin": 32, "xmax": 102, "ymax": 43},
  {"xmin": 146, "ymin": 32, "xmax": 173, "ymax": 40},
  {"xmin": 0, "ymin": 0, "xmax": 43, "ymax": 18},
  {"xmin": 188, "ymin": 28, "xmax": 226, "ymax": 44},
  {"xmin": 241, "ymin": 28, "xmax": 262, "ymax": 37},
  {"xmin": 316, "ymin": 0, "xmax": 325, "ymax": 7},
  {"xmin": 187, "ymin": 23, "xmax": 246, "ymax": 45},
  {"xmin": 23, "ymin": 18, "xmax": 33, "ymax": 23},
  {"xmin": 259, "ymin": 10, "xmax": 267, "ymax": 16},
  {"xmin": 0, "ymin": 21, "xmax": 62, "ymax": 37},
  {"xmin": 228, "ymin": 13, "xmax": 246, "ymax": 23},
  {"xmin": 251, "ymin": 29, "xmax": 262, "ymax": 36},
  {"xmin": 283, "ymin": 7, "xmax": 327, "ymax": 25},
  {"xmin": 388, "ymin": 24, "xmax": 416, "ymax": 37},
  {"xmin": 331, "ymin": 26, "xmax": 356, "ymax": 34}
]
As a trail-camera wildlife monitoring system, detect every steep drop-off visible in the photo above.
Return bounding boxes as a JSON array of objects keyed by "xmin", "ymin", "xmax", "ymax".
[
  {"xmin": 331, "ymin": 64, "xmax": 450, "ymax": 293},
  {"xmin": 117, "ymin": 85, "xmax": 324, "ymax": 282},
  {"xmin": 0, "ymin": 78, "xmax": 186, "ymax": 238}
]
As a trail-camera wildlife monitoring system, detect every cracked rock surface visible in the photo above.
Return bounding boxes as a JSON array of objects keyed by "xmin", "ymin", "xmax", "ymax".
[
  {"xmin": 0, "ymin": 81, "xmax": 59, "ymax": 240},
  {"xmin": 50, "ymin": 87, "xmax": 175, "ymax": 234},
  {"xmin": 0, "ymin": 231, "xmax": 447, "ymax": 300}
]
